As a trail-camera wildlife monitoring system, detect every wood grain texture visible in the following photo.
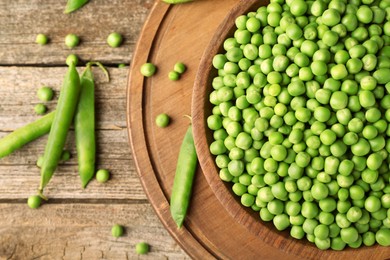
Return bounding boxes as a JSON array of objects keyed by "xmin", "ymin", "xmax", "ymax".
[
  {"xmin": 0, "ymin": 203, "xmax": 188, "ymax": 259},
  {"xmin": 0, "ymin": 0, "xmax": 154, "ymax": 65},
  {"xmin": 0, "ymin": 67, "xmax": 146, "ymax": 200},
  {"xmin": 0, "ymin": 0, "xmax": 190, "ymax": 258}
]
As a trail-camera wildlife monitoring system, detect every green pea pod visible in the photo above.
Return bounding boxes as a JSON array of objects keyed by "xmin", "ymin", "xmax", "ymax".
[
  {"xmin": 170, "ymin": 125, "xmax": 198, "ymax": 228},
  {"xmin": 0, "ymin": 111, "xmax": 55, "ymax": 159},
  {"xmin": 39, "ymin": 63, "xmax": 80, "ymax": 197},
  {"xmin": 64, "ymin": 0, "xmax": 89, "ymax": 14},
  {"xmin": 163, "ymin": 0, "xmax": 193, "ymax": 4},
  {"xmin": 75, "ymin": 62, "xmax": 109, "ymax": 188}
]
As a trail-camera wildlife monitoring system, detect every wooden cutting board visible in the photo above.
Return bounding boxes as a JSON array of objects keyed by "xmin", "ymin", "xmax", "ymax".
[{"xmin": 127, "ymin": 1, "xmax": 390, "ymax": 259}]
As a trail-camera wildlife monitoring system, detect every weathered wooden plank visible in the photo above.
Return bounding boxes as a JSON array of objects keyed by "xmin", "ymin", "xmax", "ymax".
[
  {"xmin": 0, "ymin": 2, "xmax": 190, "ymax": 259},
  {"xmin": 0, "ymin": 0, "xmax": 154, "ymax": 65},
  {"xmin": 0, "ymin": 203, "xmax": 189, "ymax": 259},
  {"xmin": 0, "ymin": 66, "xmax": 147, "ymax": 200},
  {"xmin": 0, "ymin": 129, "xmax": 148, "ymax": 200},
  {"xmin": 0, "ymin": 67, "xmax": 128, "ymax": 130}
]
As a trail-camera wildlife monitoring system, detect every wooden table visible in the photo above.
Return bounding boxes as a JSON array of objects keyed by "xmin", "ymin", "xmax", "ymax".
[{"xmin": 0, "ymin": 1, "xmax": 190, "ymax": 259}]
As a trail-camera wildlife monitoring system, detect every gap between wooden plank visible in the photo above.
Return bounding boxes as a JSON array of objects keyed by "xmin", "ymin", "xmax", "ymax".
[
  {"xmin": 0, "ymin": 63, "xmax": 130, "ymax": 68},
  {"xmin": 0, "ymin": 198, "xmax": 149, "ymax": 205}
]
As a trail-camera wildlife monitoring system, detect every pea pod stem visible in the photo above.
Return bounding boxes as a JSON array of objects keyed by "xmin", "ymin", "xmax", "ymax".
[
  {"xmin": 39, "ymin": 63, "xmax": 81, "ymax": 197},
  {"xmin": 64, "ymin": 0, "xmax": 89, "ymax": 14},
  {"xmin": 170, "ymin": 124, "xmax": 198, "ymax": 228},
  {"xmin": 86, "ymin": 62, "xmax": 110, "ymax": 81},
  {"xmin": 75, "ymin": 62, "xmax": 109, "ymax": 188},
  {"xmin": 0, "ymin": 111, "xmax": 55, "ymax": 159}
]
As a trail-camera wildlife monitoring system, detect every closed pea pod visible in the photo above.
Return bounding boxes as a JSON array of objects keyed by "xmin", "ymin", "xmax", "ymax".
[
  {"xmin": 170, "ymin": 123, "xmax": 198, "ymax": 228},
  {"xmin": 64, "ymin": 0, "xmax": 89, "ymax": 13},
  {"xmin": 75, "ymin": 62, "xmax": 109, "ymax": 188},
  {"xmin": 39, "ymin": 63, "xmax": 80, "ymax": 197},
  {"xmin": 0, "ymin": 111, "xmax": 55, "ymax": 159}
]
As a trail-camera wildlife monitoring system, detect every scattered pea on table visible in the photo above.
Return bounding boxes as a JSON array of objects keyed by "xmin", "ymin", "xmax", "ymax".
[
  {"xmin": 173, "ymin": 62, "xmax": 186, "ymax": 74},
  {"xmin": 27, "ymin": 195, "xmax": 42, "ymax": 209},
  {"xmin": 155, "ymin": 113, "xmax": 170, "ymax": 128},
  {"xmin": 64, "ymin": 33, "xmax": 80, "ymax": 48},
  {"xmin": 95, "ymin": 169, "xmax": 110, "ymax": 183},
  {"xmin": 168, "ymin": 71, "xmax": 180, "ymax": 81},
  {"xmin": 140, "ymin": 63, "xmax": 156, "ymax": 77},
  {"xmin": 66, "ymin": 54, "xmax": 79, "ymax": 66},
  {"xmin": 34, "ymin": 104, "xmax": 47, "ymax": 115},
  {"xmin": 35, "ymin": 34, "xmax": 48, "ymax": 45},
  {"xmin": 135, "ymin": 242, "xmax": 150, "ymax": 255},
  {"xmin": 107, "ymin": 32, "xmax": 123, "ymax": 48},
  {"xmin": 111, "ymin": 224, "xmax": 124, "ymax": 238},
  {"xmin": 37, "ymin": 86, "xmax": 54, "ymax": 102}
]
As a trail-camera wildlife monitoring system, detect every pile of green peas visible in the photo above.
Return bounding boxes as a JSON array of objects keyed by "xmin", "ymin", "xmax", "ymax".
[{"xmin": 207, "ymin": 0, "xmax": 390, "ymax": 250}]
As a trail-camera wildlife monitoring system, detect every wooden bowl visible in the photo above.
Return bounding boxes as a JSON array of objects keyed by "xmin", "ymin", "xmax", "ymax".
[{"xmin": 192, "ymin": 0, "xmax": 389, "ymax": 258}]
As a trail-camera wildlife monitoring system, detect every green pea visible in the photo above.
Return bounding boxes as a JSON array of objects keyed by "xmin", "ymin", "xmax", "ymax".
[
  {"xmin": 286, "ymin": 24, "xmax": 303, "ymax": 41},
  {"xmin": 270, "ymin": 145, "xmax": 287, "ymax": 162},
  {"xmin": 156, "ymin": 113, "xmax": 170, "ymax": 128},
  {"xmin": 171, "ymin": 62, "xmax": 186, "ymax": 75},
  {"xmin": 331, "ymin": 237, "xmax": 346, "ymax": 251},
  {"xmin": 36, "ymin": 33, "xmax": 49, "ymax": 45},
  {"xmin": 363, "ymin": 232, "xmax": 376, "ymax": 246},
  {"xmin": 96, "ymin": 169, "xmax": 110, "ymax": 183},
  {"xmin": 64, "ymin": 33, "xmax": 80, "ymax": 48},
  {"xmin": 340, "ymin": 227, "xmax": 359, "ymax": 244},
  {"xmin": 302, "ymin": 201, "xmax": 319, "ymax": 219},
  {"xmin": 359, "ymin": 90, "xmax": 376, "ymax": 108},
  {"xmin": 27, "ymin": 195, "xmax": 42, "ymax": 209},
  {"xmin": 111, "ymin": 224, "xmax": 124, "ymax": 238},
  {"xmin": 356, "ymin": 5, "xmax": 373, "ymax": 24},
  {"xmin": 322, "ymin": 8, "xmax": 341, "ymax": 27},
  {"xmin": 107, "ymin": 32, "xmax": 123, "ymax": 48},
  {"xmin": 241, "ymin": 193, "xmax": 255, "ymax": 207},
  {"xmin": 323, "ymin": 31, "xmax": 339, "ymax": 47},
  {"xmin": 351, "ymin": 139, "xmax": 371, "ymax": 156},
  {"xmin": 314, "ymin": 224, "xmax": 329, "ymax": 240},
  {"xmin": 140, "ymin": 63, "xmax": 157, "ymax": 77},
  {"xmin": 66, "ymin": 54, "xmax": 79, "ymax": 66},
  {"xmin": 291, "ymin": 225, "xmax": 305, "ymax": 239},
  {"xmin": 273, "ymin": 214, "xmax": 290, "ymax": 231},
  {"xmin": 135, "ymin": 242, "xmax": 150, "ymax": 255},
  {"xmin": 259, "ymin": 208, "xmax": 274, "ymax": 221},
  {"xmin": 311, "ymin": 182, "xmax": 329, "ymax": 200},
  {"xmin": 168, "ymin": 71, "xmax": 180, "ymax": 81},
  {"xmin": 373, "ymin": 68, "xmax": 390, "ymax": 84},
  {"xmin": 34, "ymin": 104, "xmax": 47, "ymax": 115},
  {"xmin": 37, "ymin": 86, "xmax": 54, "ymax": 102}
]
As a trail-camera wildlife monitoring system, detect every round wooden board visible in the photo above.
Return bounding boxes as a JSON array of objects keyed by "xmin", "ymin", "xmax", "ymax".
[{"xmin": 127, "ymin": 1, "xmax": 390, "ymax": 259}]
